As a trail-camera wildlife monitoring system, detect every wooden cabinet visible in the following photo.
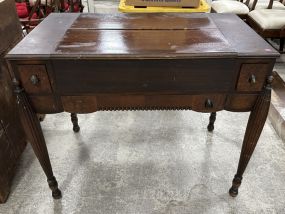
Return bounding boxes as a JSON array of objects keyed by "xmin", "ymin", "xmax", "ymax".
[{"xmin": 0, "ymin": 0, "xmax": 26, "ymax": 203}]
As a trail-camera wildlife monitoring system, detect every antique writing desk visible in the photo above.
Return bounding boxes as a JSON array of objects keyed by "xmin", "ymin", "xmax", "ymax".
[{"xmin": 6, "ymin": 13, "xmax": 279, "ymax": 199}]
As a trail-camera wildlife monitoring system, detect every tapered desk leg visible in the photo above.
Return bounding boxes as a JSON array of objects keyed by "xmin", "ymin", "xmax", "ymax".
[
  {"xmin": 71, "ymin": 113, "xmax": 80, "ymax": 132},
  {"xmin": 229, "ymin": 76, "xmax": 273, "ymax": 197},
  {"xmin": 207, "ymin": 112, "xmax": 216, "ymax": 132},
  {"xmin": 13, "ymin": 79, "xmax": 62, "ymax": 199}
]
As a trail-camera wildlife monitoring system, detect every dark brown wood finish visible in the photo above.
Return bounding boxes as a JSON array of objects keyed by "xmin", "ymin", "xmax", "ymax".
[
  {"xmin": 6, "ymin": 13, "xmax": 279, "ymax": 199},
  {"xmin": 207, "ymin": 112, "xmax": 217, "ymax": 132},
  {"xmin": 229, "ymin": 75, "xmax": 273, "ymax": 196},
  {"xmin": 13, "ymin": 79, "xmax": 62, "ymax": 199},
  {"xmin": 71, "ymin": 13, "xmax": 217, "ymax": 29},
  {"xmin": 70, "ymin": 113, "xmax": 80, "ymax": 132},
  {"xmin": 53, "ymin": 59, "xmax": 236, "ymax": 94},
  {"xmin": 61, "ymin": 94, "xmax": 226, "ymax": 112},
  {"xmin": 0, "ymin": 0, "xmax": 26, "ymax": 203}
]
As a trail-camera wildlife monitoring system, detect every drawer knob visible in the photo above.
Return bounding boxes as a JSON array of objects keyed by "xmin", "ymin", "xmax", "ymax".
[
  {"xmin": 249, "ymin": 74, "xmax": 256, "ymax": 84},
  {"xmin": 30, "ymin": 75, "xmax": 40, "ymax": 85},
  {"xmin": 205, "ymin": 99, "xmax": 213, "ymax": 108}
]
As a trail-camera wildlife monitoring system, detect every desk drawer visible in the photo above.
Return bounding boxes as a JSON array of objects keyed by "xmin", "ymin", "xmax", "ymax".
[
  {"xmin": 53, "ymin": 59, "xmax": 237, "ymax": 94},
  {"xmin": 236, "ymin": 63, "xmax": 269, "ymax": 92},
  {"xmin": 225, "ymin": 94, "xmax": 258, "ymax": 111},
  {"xmin": 61, "ymin": 94, "xmax": 226, "ymax": 113},
  {"xmin": 191, "ymin": 94, "xmax": 226, "ymax": 112},
  {"xmin": 29, "ymin": 96, "xmax": 59, "ymax": 113},
  {"xmin": 17, "ymin": 65, "xmax": 52, "ymax": 94}
]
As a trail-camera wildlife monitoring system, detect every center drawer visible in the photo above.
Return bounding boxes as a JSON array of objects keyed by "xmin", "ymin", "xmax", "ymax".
[
  {"xmin": 52, "ymin": 58, "xmax": 237, "ymax": 94},
  {"xmin": 61, "ymin": 94, "xmax": 226, "ymax": 113}
]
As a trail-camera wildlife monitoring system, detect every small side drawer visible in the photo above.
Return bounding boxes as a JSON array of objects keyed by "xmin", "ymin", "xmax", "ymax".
[
  {"xmin": 236, "ymin": 64, "xmax": 268, "ymax": 92},
  {"xmin": 191, "ymin": 94, "xmax": 226, "ymax": 113},
  {"xmin": 18, "ymin": 65, "xmax": 52, "ymax": 94}
]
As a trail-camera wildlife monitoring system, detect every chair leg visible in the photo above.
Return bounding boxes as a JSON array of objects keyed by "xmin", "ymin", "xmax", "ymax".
[
  {"xmin": 71, "ymin": 113, "xmax": 80, "ymax": 133},
  {"xmin": 207, "ymin": 112, "xmax": 216, "ymax": 132},
  {"xmin": 280, "ymin": 38, "xmax": 284, "ymax": 52}
]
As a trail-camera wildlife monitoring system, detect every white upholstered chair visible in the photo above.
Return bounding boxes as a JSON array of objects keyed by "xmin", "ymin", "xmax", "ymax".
[
  {"xmin": 211, "ymin": 0, "xmax": 250, "ymax": 19},
  {"xmin": 247, "ymin": 0, "xmax": 285, "ymax": 52},
  {"xmin": 248, "ymin": 0, "xmax": 285, "ymax": 9}
]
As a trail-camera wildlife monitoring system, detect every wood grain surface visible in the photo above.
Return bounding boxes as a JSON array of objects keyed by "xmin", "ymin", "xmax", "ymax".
[{"xmin": 5, "ymin": 13, "xmax": 280, "ymax": 199}]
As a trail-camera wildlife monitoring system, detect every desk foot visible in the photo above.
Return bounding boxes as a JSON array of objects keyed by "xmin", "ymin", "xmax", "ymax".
[
  {"xmin": 229, "ymin": 174, "xmax": 242, "ymax": 197},
  {"xmin": 13, "ymin": 79, "xmax": 62, "ymax": 199},
  {"xmin": 48, "ymin": 176, "xmax": 62, "ymax": 199},
  {"xmin": 230, "ymin": 76, "xmax": 273, "ymax": 197},
  {"xmin": 207, "ymin": 112, "xmax": 216, "ymax": 132},
  {"xmin": 38, "ymin": 114, "xmax": 46, "ymax": 122},
  {"xmin": 71, "ymin": 113, "xmax": 80, "ymax": 132}
]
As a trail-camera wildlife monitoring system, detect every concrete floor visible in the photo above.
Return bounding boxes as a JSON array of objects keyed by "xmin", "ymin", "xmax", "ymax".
[
  {"xmin": 1, "ymin": 1, "xmax": 285, "ymax": 213},
  {"xmin": 1, "ymin": 111, "xmax": 285, "ymax": 213}
]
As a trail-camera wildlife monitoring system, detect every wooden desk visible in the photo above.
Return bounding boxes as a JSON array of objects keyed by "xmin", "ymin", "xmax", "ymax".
[{"xmin": 6, "ymin": 13, "xmax": 279, "ymax": 199}]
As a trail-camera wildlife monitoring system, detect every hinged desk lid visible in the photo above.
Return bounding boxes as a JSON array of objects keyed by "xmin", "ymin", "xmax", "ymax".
[{"xmin": 7, "ymin": 13, "xmax": 279, "ymax": 59}]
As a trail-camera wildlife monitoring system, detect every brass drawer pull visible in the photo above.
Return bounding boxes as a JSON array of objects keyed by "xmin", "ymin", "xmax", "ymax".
[
  {"xmin": 30, "ymin": 75, "xmax": 40, "ymax": 85},
  {"xmin": 205, "ymin": 99, "xmax": 213, "ymax": 108},
  {"xmin": 249, "ymin": 74, "xmax": 256, "ymax": 84}
]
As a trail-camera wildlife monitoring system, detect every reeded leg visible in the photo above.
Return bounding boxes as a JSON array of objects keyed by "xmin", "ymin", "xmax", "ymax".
[
  {"xmin": 207, "ymin": 112, "xmax": 216, "ymax": 132},
  {"xmin": 13, "ymin": 79, "xmax": 62, "ymax": 199},
  {"xmin": 229, "ymin": 76, "xmax": 273, "ymax": 197},
  {"xmin": 71, "ymin": 113, "xmax": 80, "ymax": 132}
]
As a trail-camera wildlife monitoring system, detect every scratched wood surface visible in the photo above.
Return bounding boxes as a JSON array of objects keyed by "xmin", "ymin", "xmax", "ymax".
[
  {"xmin": 4, "ymin": 12, "xmax": 281, "ymax": 200},
  {"xmin": 7, "ymin": 13, "xmax": 278, "ymax": 59}
]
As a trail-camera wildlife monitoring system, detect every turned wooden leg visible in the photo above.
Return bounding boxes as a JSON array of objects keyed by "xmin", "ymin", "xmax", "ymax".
[
  {"xmin": 207, "ymin": 112, "xmax": 216, "ymax": 132},
  {"xmin": 71, "ymin": 113, "xmax": 80, "ymax": 132},
  {"xmin": 229, "ymin": 76, "xmax": 273, "ymax": 197},
  {"xmin": 13, "ymin": 79, "xmax": 62, "ymax": 199}
]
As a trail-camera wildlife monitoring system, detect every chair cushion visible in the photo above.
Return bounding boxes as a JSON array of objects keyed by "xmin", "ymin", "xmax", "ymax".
[
  {"xmin": 211, "ymin": 1, "xmax": 249, "ymax": 14},
  {"xmin": 248, "ymin": 9, "xmax": 285, "ymax": 29},
  {"xmin": 15, "ymin": 2, "xmax": 28, "ymax": 18},
  {"xmin": 249, "ymin": 0, "xmax": 285, "ymax": 9}
]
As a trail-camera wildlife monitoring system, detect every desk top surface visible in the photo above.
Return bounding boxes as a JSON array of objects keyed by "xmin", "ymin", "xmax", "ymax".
[{"xmin": 7, "ymin": 13, "xmax": 279, "ymax": 59}]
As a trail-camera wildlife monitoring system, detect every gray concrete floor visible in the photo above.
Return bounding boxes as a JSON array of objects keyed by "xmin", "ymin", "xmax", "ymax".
[{"xmin": 1, "ymin": 111, "xmax": 285, "ymax": 213}]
